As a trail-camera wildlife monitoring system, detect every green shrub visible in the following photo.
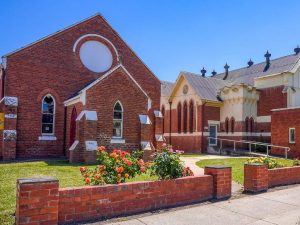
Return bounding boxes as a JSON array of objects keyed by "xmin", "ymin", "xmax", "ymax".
[
  {"xmin": 80, "ymin": 146, "xmax": 148, "ymax": 185},
  {"xmin": 246, "ymin": 157, "xmax": 284, "ymax": 169},
  {"xmin": 150, "ymin": 144, "xmax": 193, "ymax": 179},
  {"xmin": 131, "ymin": 150, "xmax": 144, "ymax": 160}
]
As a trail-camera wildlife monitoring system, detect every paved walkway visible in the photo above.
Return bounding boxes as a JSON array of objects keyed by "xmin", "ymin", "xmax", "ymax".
[
  {"xmin": 91, "ymin": 185, "xmax": 300, "ymax": 225},
  {"xmin": 180, "ymin": 155, "xmax": 243, "ymax": 194}
]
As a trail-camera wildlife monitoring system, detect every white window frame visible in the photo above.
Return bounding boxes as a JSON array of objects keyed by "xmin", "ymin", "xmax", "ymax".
[
  {"xmin": 41, "ymin": 94, "xmax": 55, "ymax": 136},
  {"xmin": 289, "ymin": 128, "xmax": 295, "ymax": 144},
  {"xmin": 112, "ymin": 101, "xmax": 123, "ymax": 139}
]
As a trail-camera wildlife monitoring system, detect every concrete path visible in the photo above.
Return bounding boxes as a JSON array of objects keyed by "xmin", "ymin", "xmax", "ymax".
[
  {"xmin": 92, "ymin": 185, "xmax": 300, "ymax": 225},
  {"xmin": 180, "ymin": 155, "xmax": 243, "ymax": 194}
]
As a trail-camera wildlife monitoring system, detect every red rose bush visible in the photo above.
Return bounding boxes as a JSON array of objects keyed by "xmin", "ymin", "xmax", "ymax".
[{"xmin": 80, "ymin": 146, "xmax": 148, "ymax": 185}]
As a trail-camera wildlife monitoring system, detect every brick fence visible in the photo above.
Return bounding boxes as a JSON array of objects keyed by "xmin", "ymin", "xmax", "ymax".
[
  {"xmin": 15, "ymin": 166, "xmax": 231, "ymax": 225},
  {"xmin": 244, "ymin": 163, "xmax": 300, "ymax": 192}
]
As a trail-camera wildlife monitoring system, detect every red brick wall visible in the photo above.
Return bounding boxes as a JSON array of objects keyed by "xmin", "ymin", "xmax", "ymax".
[
  {"xmin": 257, "ymin": 86, "xmax": 287, "ymax": 116},
  {"xmin": 244, "ymin": 164, "xmax": 300, "ymax": 192},
  {"xmin": 58, "ymin": 176, "xmax": 213, "ymax": 223},
  {"xmin": 271, "ymin": 108, "xmax": 300, "ymax": 158},
  {"xmin": 165, "ymin": 136, "xmax": 201, "ymax": 152},
  {"xmin": 268, "ymin": 166, "xmax": 300, "ymax": 187},
  {"xmin": 86, "ymin": 67, "xmax": 149, "ymax": 151},
  {"xmin": 4, "ymin": 15, "xmax": 160, "ymax": 158}
]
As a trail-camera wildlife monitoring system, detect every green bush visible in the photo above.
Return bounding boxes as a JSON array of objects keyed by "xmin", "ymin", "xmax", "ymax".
[{"xmin": 150, "ymin": 144, "xmax": 193, "ymax": 179}]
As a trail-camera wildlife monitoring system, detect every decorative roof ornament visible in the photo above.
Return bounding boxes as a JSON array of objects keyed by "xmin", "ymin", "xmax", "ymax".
[
  {"xmin": 247, "ymin": 59, "xmax": 254, "ymax": 67},
  {"xmin": 264, "ymin": 50, "xmax": 271, "ymax": 72},
  {"xmin": 211, "ymin": 70, "xmax": 217, "ymax": 76},
  {"xmin": 294, "ymin": 45, "xmax": 300, "ymax": 55},
  {"xmin": 223, "ymin": 63, "xmax": 230, "ymax": 80},
  {"xmin": 200, "ymin": 67, "xmax": 207, "ymax": 77}
]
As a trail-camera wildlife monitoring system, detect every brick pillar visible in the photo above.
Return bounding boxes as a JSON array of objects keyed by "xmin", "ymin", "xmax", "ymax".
[
  {"xmin": 16, "ymin": 177, "xmax": 59, "ymax": 225},
  {"xmin": 1, "ymin": 96, "xmax": 18, "ymax": 160},
  {"xmin": 69, "ymin": 110, "xmax": 98, "ymax": 163},
  {"xmin": 139, "ymin": 114, "xmax": 155, "ymax": 161},
  {"xmin": 154, "ymin": 110, "xmax": 164, "ymax": 150},
  {"xmin": 244, "ymin": 163, "xmax": 268, "ymax": 193},
  {"xmin": 204, "ymin": 166, "xmax": 232, "ymax": 199}
]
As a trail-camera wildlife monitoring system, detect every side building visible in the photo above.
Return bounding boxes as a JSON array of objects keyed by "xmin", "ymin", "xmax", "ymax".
[{"xmin": 161, "ymin": 48, "xmax": 300, "ymax": 158}]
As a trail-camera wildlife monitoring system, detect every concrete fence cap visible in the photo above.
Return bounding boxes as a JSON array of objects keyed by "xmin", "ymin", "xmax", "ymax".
[{"xmin": 17, "ymin": 177, "xmax": 58, "ymax": 184}]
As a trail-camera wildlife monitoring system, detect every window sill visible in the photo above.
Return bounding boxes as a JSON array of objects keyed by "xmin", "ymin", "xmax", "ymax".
[
  {"xmin": 39, "ymin": 135, "xmax": 57, "ymax": 141},
  {"xmin": 111, "ymin": 138, "xmax": 125, "ymax": 144}
]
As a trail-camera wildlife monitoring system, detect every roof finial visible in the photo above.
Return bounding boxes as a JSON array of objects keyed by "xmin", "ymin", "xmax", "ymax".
[
  {"xmin": 247, "ymin": 59, "xmax": 254, "ymax": 67},
  {"xmin": 200, "ymin": 67, "xmax": 207, "ymax": 77},
  {"xmin": 264, "ymin": 50, "xmax": 271, "ymax": 72},
  {"xmin": 211, "ymin": 70, "xmax": 217, "ymax": 76},
  {"xmin": 294, "ymin": 45, "xmax": 300, "ymax": 55},
  {"xmin": 223, "ymin": 63, "xmax": 230, "ymax": 80}
]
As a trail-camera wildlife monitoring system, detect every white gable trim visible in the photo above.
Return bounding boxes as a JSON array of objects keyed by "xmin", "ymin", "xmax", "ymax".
[
  {"xmin": 73, "ymin": 34, "xmax": 119, "ymax": 59},
  {"xmin": 64, "ymin": 64, "xmax": 151, "ymax": 109}
]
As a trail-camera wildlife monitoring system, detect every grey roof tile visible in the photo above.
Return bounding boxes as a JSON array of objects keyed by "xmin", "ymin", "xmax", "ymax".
[
  {"xmin": 161, "ymin": 80, "xmax": 175, "ymax": 96},
  {"xmin": 182, "ymin": 72, "xmax": 230, "ymax": 101},
  {"xmin": 212, "ymin": 53, "xmax": 300, "ymax": 85}
]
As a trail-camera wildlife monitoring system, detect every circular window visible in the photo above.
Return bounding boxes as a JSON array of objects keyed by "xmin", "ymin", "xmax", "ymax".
[{"xmin": 79, "ymin": 40, "xmax": 113, "ymax": 73}]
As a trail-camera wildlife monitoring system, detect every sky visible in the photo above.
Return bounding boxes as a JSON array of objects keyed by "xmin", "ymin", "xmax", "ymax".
[{"xmin": 1, "ymin": 0, "xmax": 300, "ymax": 82}]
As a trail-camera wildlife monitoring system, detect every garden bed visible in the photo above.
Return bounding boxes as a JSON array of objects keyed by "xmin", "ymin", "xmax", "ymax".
[{"xmin": 0, "ymin": 160, "xmax": 156, "ymax": 225}]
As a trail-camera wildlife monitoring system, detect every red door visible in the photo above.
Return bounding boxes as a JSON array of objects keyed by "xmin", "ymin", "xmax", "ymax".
[{"xmin": 69, "ymin": 107, "xmax": 77, "ymax": 147}]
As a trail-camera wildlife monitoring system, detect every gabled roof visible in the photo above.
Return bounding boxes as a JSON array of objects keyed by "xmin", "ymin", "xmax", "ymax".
[
  {"xmin": 213, "ymin": 53, "xmax": 300, "ymax": 85},
  {"xmin": 182, "ymin": 72, "xmax": 230, "ymax": 101},
  {"xmin": 161, "ymin": 81, "xmax": 175, "ymax": 97}
]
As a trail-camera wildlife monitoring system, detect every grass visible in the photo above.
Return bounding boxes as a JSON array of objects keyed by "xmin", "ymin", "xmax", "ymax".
[
  {"xmin": 0, "ymin": 159, "xmax": 156, "ymax": 225},
  {"xmin": 196, "ymin": 157, "xmax": 294, "ymax": 184}
]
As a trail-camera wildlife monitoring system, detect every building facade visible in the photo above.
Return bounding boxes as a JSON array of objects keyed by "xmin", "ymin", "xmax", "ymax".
[
  {"xmin": 161, "ymin": 48, "xmax": 300, "ymax": 158},
  {"xmin": 0, "ymin": 14, "xmax": 163, "ymax": 162}
]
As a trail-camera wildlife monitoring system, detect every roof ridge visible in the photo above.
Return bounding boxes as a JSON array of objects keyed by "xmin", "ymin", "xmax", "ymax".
[{"xmin": 214, "ymin": 52, "xmax": 300, "ymax": 77}]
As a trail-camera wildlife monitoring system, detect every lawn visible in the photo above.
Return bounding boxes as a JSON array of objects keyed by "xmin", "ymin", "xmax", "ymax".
[
  {"xmin": 0, "ymin": 160, "xmax": 156, "ymax": 225},
  {"xmin": 196, "ymin": 157, "xmax": 294, "ymax": 184}
]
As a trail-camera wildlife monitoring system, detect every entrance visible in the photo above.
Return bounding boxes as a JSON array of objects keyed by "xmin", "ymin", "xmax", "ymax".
[{"xmin": 209, "ymin": 124, "xmax": 217, "ymax": 146}]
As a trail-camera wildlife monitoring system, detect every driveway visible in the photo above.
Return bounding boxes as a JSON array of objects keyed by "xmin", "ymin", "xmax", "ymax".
[
  {"xmin": 91, "ymin": 185, "xmax": 300, "ymax": 225},
  {"xmin": 180, "ymin": 155, "xmax": 243, "ymax": 194}
]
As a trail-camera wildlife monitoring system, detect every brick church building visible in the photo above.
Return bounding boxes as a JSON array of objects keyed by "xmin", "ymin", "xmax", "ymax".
[
  {"xmin": 161, "ymin": 48, "xmax": 300, "ymax": 158},
  {"xmin": 0, "ymin": 14, "xmax": 163, "ymax": 162}
]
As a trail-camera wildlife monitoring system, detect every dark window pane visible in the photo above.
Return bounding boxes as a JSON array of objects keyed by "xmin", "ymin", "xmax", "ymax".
[
  {"xmin": 42, "ymin": 96, "xmax": 54, "ymax": 113},
  {"xmin": 42, "ymin": 124, "xmax": 53, "ymax": 134},
  {"xmin": 113, "ymin": 121, "xmax": 122, "ymax": 137},
  {"xmin": 113, "ymin": 111, "xmax": 122, "ymax": 119},
  {"xmin": 42, "ymin": 114, "xmax": 53, "ymax": 123},
  {"xmin": 114, "ymin": 102, "xmax": 122, "ymax": 111}
]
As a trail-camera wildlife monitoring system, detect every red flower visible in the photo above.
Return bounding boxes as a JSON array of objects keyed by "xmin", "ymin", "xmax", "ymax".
[
  {"xmin": 85, "ymin": 178, "xmax": 91, "ymax": 184},
  {"xmin": 115, "ymin": 167, "xmax": 124, "ymax": 173},
  {"xmin": 97, "ymin": 146, "xmax": 106, "ymax": 152},
  {"xmin": 99, "ymin": 165, "xmax": 106, "ymax": 171},
  {"xmin": 80, "ymin": 166, "xmax": 86, "ymax": 172},
  {"xmin": 140, "ymin": 167, "xmax": 146, "ymax": 173},
  {"xmin": 94, "ymin": 173, "xmax": 101, "ymax": 180},
  {"xmin": 138, "ymin": 159, "xmax": 145, "ymax": 166},
  {"xmin": 126, "ymin": 161, "xmax": 132, "ymax": 167}
]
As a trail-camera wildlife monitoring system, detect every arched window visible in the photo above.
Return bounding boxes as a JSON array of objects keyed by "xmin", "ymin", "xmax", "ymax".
[
  {"xmin": 183, "ymin": 101, "xmax": 188, "ymax": 133},
  {"xmin": 230, "ymin": 117, "xmax": 235, "ymax": 133},
  {"xmin": 161, "ymin": 105, "xmax": 165, "ymax": 133},
  {"xmin": 113, "ymin": 101, "xmax": 123, "ymax": 138},
  {"xmin": 177, "ymin": 103, "xmax": 182, "ymax": 133},
  {"xmin": 225, "ymin": 117, "xmax": 229, "ymax": 133},
  {"xmin": 42, "ymin": 95, "xmax": 55, "ymax": 135},
  {"xmin": 189, "ymin": 100, "xmax": 194, "ymax": 133},
  {"xmin": 249, "ymin": 117, "xmax": 254, "ymax": 133},
  {"xmin": 245, "ymin": 117, "xmax": 249, "ymax": 133},
  {"xmin": 69, "ymin": 107, "xmax": 77, "ymax": 146}
]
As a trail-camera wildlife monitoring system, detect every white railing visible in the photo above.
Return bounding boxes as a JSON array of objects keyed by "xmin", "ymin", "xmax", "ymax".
[{"xmin": 207, "ymin": 137, "xmax": 290, "ymax": 159}]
